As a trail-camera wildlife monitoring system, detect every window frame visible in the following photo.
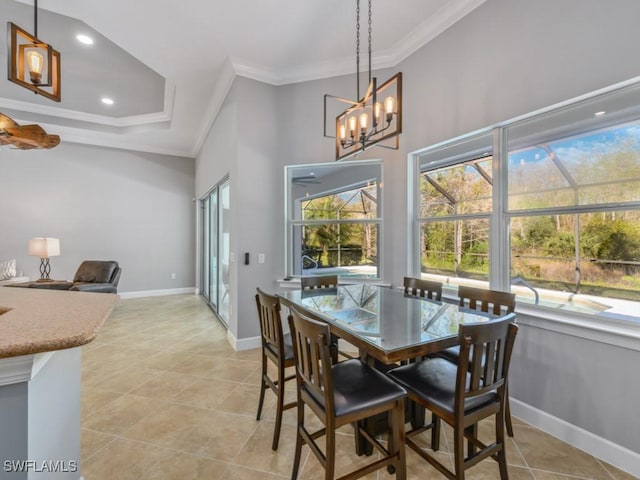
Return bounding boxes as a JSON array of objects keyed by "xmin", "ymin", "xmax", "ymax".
[
  {"xmin": 285, "ymin": 159, "xmax": 383, "ymax": 280},
  {"xmin": 409, "ymin": 77, "xmax": 640, "ymax": 340}
]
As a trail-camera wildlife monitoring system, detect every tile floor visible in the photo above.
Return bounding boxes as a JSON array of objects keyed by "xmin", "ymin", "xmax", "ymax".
[{"xmin": 81, "ymin": 294, "xmax": 637, "ymax": 480}]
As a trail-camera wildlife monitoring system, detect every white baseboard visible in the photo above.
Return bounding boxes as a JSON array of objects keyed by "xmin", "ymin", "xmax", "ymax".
[
  {"xmin": 118, "ymin": 287, "xmax": 196, "ymax": 299},
  {"xmin": 511, "ymin": 398, "xmax": 640, "ymax": 477},
  {"xmin": 226, "ymin": 330, "xmax": 261, "ymax": 351}
]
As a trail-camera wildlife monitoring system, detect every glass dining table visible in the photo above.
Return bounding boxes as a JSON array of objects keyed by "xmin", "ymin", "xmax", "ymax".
[{"xmin": 278, "ymin": 283, "xmax": 494, "ymax": 366}]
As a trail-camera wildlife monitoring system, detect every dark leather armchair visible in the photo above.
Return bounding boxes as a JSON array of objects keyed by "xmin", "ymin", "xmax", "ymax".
[{"xmin": 69, "ymin": 260, "xmax": 121, "ymax": 293}]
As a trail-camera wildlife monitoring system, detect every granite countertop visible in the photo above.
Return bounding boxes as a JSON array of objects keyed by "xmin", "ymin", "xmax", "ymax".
[{"xmin": 0, "ymin": 287, "xmax": 117, "ymax": 359}]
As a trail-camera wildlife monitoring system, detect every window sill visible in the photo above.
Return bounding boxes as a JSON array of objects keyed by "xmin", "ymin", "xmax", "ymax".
[
  {"xmin": 514, "ymin": 302, "xmax": 640, "ymax": 352},
  {"xmin": 437, "ymin": 285, "xmax": 640, "ymax": 351}
]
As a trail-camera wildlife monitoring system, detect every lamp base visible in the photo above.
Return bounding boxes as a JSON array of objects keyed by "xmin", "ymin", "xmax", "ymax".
[{"xmin": 39, "ymin": 257, "xmax": 52, "ymax": 281}]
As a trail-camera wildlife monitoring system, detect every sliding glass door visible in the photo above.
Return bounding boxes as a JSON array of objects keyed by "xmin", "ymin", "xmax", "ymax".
[
  {"xmin": 201, "ymin": 177, "xmax": 230, "ymax": 327},
  {"xmin": 217, "ymin": 181, "xmax": 230, "ymax": 323}
]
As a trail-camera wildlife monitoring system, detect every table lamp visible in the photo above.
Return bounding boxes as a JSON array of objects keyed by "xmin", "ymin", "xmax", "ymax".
[{"xmin": 29, "ymin": 237, "xmax": 60, "ymax": 281}]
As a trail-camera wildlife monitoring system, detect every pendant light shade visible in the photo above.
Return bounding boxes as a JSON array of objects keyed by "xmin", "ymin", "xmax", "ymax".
[{"xmin": 7, "ymin": 0, "xmax": 61, "ymax": 102}]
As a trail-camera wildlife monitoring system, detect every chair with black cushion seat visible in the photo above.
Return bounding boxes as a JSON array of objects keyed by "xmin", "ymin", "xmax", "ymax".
[
  {"xmin": 388, "ymin": 313, "xmax": 518, "ymax": 480},
  {"xmin": 438, "ymin": 285, "xmax": 517, "ymax": 437},
  {"xmin": 288, "ymin": 307, "xmax": 407, "ymax": 480},
  {"xmin": 403, "ymin": 277, "xmax": 442, "ymax": 301},
  {"xmin": 255, "ymin": 288, "xmax": 297, "ymax": 450},
  {"xmin": 300, "ymin": 274, "xmax": 338, "ymax": 290}
]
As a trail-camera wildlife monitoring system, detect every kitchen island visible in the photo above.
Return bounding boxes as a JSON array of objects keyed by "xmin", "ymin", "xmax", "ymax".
[{"xmin": 0, "ymin": 287, "xmax": 116, "ymax": 480}]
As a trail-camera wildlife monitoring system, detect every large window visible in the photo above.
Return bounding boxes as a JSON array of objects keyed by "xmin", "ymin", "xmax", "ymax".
[
  {"xmin": 286, "ymin": 160, "xmax": 382, "ymax": 279},
  {"xmin": 413, "ymin": 80, "xmax": 640, "ymax": 322},
  {"xmin": 416, "ymin": 132, "xmax": 494, "ymax": 283}
]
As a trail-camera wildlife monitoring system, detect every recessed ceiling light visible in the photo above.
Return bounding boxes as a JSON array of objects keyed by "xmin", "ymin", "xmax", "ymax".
[
  {"xmin": 76, "ymin": 34, "xmax": 94, "ymax": 45},
  {"xmin": 594, "ymin": 110, "xmax": 606, "ymax": 117},
  {"xmin": 101, "ymin": 97, "xmax": 114, "ymax": 105}
]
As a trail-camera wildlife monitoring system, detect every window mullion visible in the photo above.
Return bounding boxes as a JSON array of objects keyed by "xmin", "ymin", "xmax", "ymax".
[{"xmin": 490, "ymin": 127, "xmax": 509, "ymax": 291}]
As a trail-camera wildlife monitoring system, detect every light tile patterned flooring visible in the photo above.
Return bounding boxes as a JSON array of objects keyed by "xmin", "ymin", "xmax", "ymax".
[{"xmin": 81, "ymin": 294, "xmax": 637, "ymax": 480}]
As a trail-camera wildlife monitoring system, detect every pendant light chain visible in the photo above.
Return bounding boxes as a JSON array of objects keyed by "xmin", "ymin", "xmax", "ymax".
[
  {"xmin": 324, "ymin": 0, "xmax": 401, "ymax": 160},
  {"xmin": 356, "ymin": 0, "xmax": 360, "ymax": 99},
  {"xmin": 368, "ymin": 0, "xmax": 372, "ymax": 84},
  {"xmin": 34, "ymin": 0, "xmax": 38, "ymax": 38}
]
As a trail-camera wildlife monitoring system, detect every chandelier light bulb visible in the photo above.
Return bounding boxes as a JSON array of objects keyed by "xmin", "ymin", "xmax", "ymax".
[
  {"xmin": 374, "ymin": 102, "xmax": 383, "ymax": 124},
  {"xmin": 26, "ymin": 50, "xmax": 44, "ymax": 84},
  {"xmin": 348, "ymin": 116, "xmax": 357, "ymax": 136},
  {"xmin": 384, "ymin": 96, "xmax": 395, "ymax": 115},
  {"xmin": 359, "ymin": 112, "xmax": 369, "ymax": 132},
  {"xmin": 339, "ymin": 124, "xmax": 346, "ymax": 140}
]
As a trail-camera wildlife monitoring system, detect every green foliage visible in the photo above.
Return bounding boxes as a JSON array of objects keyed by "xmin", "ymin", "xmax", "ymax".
[
  {"xmin": 583, "ymin": 216, "xmax": 640, "ymax": 269},
  {"xmin": 543, "ymin": 231, "xmax": 575, "ymax": 257},
  {"xmin": 301, "ymin": 186, "xmax": 377, "ymax": 268},
  {"xmin": 523, "ymin": 216, "xmax": 556, "ymax": 248}
]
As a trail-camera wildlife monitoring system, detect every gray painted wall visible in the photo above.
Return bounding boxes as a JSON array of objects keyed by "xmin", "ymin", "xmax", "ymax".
[
  {"xmin": 195, "ymin": 77, "xmax": 280, "ymax": 340},
  {"xmin": 195, "ymin": 0, "xmax": 640, "ymax": 461},
  {"xmin": 0, "ymin": 143, "xmax": 195, "ymax": 293},
  {"xmin": 195, "ymin": 87, "xmax": 239, "ymax": 336}
]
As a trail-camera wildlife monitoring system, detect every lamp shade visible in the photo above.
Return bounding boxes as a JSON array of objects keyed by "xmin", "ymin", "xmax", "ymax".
[{"xmin": 29, "ymin": 237, "xmax": 60, "ymax": 258}]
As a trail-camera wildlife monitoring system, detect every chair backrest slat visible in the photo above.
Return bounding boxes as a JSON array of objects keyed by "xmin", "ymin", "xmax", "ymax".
[
  {"xmin": 403, "ymin": 277, "xmax": 443, "ymax": 301},
  {"xmin": 458, "ymin": 285, "xmax": 516, "ymax": 316},
  {"xmin": 300, "ymin": 275, "xmax": 339, "ymax": 290}
]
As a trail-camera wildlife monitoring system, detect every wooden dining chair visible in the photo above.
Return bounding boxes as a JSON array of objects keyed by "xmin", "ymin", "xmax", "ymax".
[
  {"xmin": 288, "ymin": 306, "xmax": 408, "ymax": 480},
  {"xmin": 457, "ymin": 285, "xmax": 516, "ymax": 316},
  {"xmin": 300, "ymin": 274, "xmax": 338, "ymax": 290},
  {"xmin": 301, "ymin": 274, "xmax": 354, "ymax": 360},
  {"xmin": 255, "ymin": 288, "xmax": 297, "ymax": 450},
  {"xmin": 388, "ymin": 313, "xmax": 518, "ymax": 480},
  {"xmin": 403, "ymin": 276, "xmax": 442, "ymax": 301},
  {"xmin": 439, "ymin": 285, "xmax": 517, "ymax": 437}
]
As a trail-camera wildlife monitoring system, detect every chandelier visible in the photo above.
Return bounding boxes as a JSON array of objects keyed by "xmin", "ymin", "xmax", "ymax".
[
  {"xmin": 7, "ymin": 0, "xmax": 61, "ymax": 102},
  {"xmin": 324, "ymin": 0, "xmax": 402, "ymax": 161}
]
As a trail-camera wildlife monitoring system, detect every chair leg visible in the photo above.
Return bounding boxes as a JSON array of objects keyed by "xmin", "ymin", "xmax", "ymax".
[
  {"xmin": 272, "ymin": 363, "xmax": 286, "ymax": 450},
  {"xmin": 431, "ymin": 413, "xmax": 441, "ymax": 451},
  {"xmin": 411, "ymin": 400, "xmax": 425, "ymax": 429},
  {"xmin": 389, "ymin": 399, "xmax": 406, "ymax": 479},
  {"xmin": 505, "ymin": 384, "xmax": 514, "ymax": 437},
  {"xmin": 291, "ymin": 403, "xmax": 304, "ymax": 480},
  {"xmin": 453, "ymin": 425, "xmax": 465, "ymax": 480},
  {"xmin": 256, "ymin": 354, "xmax": 267, "ymax": 421},
  {"xmin": 325, "ymin": 426, "xmax": 336, "ymax": 480},
  {"xmin": 466, "ymin": 424, "xmax": 477, "ymax": 456},
  {"xmin": 496, "ymin": 407, "xmax": 509, "ymax": 480}
]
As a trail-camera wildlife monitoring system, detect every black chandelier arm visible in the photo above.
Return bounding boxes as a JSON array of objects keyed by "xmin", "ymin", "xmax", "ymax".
[{"xmin": 341, "ymin": 114, "xmax": 394, "ymax": 149}]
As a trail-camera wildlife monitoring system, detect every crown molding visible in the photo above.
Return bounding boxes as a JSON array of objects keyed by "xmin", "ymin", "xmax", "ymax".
[
  {"xmin": 38, "ymin": 123, "xmax": 194, "ymax": 158},
  {"xmin": 191, "ymin": 58, "xmax": 237, "ymax": 157},
  {"xmin": 2, "ymin": 0, "xmax": 485, "ymax": 157},
  {"xmin": 0, "ymin": 82, "xmax": 175, "ymax": 128},
  {"xmin": 389, "ymin": 0, "xmax": 486, "ymax": 65},
  {"xmin": 232, "ymin": 0, "xmax": 486, "ymax": 86}
]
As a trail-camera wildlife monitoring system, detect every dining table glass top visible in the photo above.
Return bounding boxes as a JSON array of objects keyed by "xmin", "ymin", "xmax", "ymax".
[{"xmin": 279, "ymin": 284, "xmax": 494, "ymax": 357}]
